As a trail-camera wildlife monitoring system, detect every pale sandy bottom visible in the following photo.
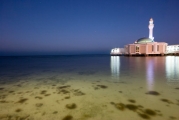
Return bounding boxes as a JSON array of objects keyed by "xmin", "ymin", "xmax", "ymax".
[{"xmin": 0, "ymin": 72, "xmax": 179, "ymax": 120}]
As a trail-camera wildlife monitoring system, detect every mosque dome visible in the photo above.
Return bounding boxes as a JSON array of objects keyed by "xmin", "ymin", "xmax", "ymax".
[{"xmin": 134, "ymin": 37, "xmax": 154, "ymax": 44}]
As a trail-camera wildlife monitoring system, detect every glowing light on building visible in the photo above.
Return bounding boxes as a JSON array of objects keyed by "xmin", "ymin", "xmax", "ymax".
[
  {"xmin": 167, "ymin": 45, "xmax": 179, "ymax": 53},
  {"xmin": 110, "ymin": 48, "xmax": 124, "ymax": 55}
]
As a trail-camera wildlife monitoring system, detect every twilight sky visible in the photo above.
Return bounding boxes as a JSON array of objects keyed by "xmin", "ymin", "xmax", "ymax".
[{"xmin": 0, "ymin": 0, "xmax": 179, "ymax": 55}]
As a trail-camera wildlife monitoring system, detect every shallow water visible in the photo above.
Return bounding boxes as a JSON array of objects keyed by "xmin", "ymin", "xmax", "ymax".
[{"xmin": 0, "ymin": 55, "xmax": 179, "ymax": 120}]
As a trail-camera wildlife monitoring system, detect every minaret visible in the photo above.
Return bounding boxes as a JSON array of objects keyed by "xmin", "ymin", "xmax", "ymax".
[{"xmin": 148, "ymin": 18, "xmax": 154, "ymax": 40}]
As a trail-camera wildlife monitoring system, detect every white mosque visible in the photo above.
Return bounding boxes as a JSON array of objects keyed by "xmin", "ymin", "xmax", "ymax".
[{"xmin": 111, "ymin": 18, "xmax": 179, "ymax": 56}]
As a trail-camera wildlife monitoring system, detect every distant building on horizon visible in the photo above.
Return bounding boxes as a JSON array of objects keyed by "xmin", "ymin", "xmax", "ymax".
[{"xmin": 111, "ymin": 18, "xmax": 179, "ymax": 56}]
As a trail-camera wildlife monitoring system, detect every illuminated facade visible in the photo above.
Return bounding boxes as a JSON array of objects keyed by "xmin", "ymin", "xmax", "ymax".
[
  {"xmin": 167, "ymin": 45, "xmax": 179, "ymax": 54},
  {"xmin": 125, "ymin": 38, "xmax": 167, "ymax": 56},
  {"xmin": 110, "ymin": 48, "xmax": 125, "ymax": 55}
]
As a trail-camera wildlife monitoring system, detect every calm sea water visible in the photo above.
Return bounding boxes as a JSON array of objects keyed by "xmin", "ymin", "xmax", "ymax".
[{"xmin": 0, "ymin": 55, "xmax": 179, "ymax": 120}]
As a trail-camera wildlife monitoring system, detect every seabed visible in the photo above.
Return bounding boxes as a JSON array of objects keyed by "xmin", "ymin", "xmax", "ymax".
[{"xmin": 0, "ymin": 73, "xmax": 179, "ymax": 120}]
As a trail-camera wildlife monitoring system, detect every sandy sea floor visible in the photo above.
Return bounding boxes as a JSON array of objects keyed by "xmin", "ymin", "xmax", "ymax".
[{"xmin": 0, "ymin": 71, "xmax": 179, "ymax": 120}]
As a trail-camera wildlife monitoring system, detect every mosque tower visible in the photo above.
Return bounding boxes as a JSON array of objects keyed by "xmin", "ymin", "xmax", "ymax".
[{"xmin": 148, "ymin": 18, "xmax": 154, "ymax": 41}]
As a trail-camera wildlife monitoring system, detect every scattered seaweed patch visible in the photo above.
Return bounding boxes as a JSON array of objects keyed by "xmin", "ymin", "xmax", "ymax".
[
  {"xmin": 57, "ymin": 86, "xmax": 85, "ymax": 96},
  {"xmin": 0, "ymin": 100, "xmax": 8, "ymax": 103},
  {"xmin": 145, "ymin": 109, "xmax": 156, "ymax": 116},
  {"xmin": 62, "ymin": 115, "xmax": 73, "ymax": 120},
  {"xmin": 17, "ymin": 98, "xmax": 28, "ymax": 104},
  {"xmin": 42, "ymin": 112, "xmax": 46, "ymax": 116},
  {"xmin": 175, "ymin": 87, "xmax": 179, "ymax": 90},
  {"xmin": 26, "ymin": 91, "xmax": 30, "ymax": 93},
  {"xmin": 15, "ymin": 108, "xmax": 22, "ymax": 112},
  {"xmin": 0, "ymin": 114, "xmax": 8, "ymax": 119},
  {"xmin": 36, "ymin": 103, "xmax": 43, "ymax": 107},
  {"xmin": 9, "ymin": 91, "xmax": 14, "ymax": 93},
  {"xmin": 56, "ymin": 100, "xmax": 60, "ymax": 104},
  {"xmin": 111, "ymin": 102, "xmax": 160, "ymax": 119},
  {"xmin": 64, "ymin": 96, "xmax": 70, "ymax": 99},
  {"xmin": 82, "ymin": 114, "xmax": 92, "ymax": 119},
  {"xmin": 125, "ymin": 104, "xmax": 138, "ymax": 111},
  {"xmin": 161, "ymin": 99, "xmax": 173, "ymax": 104},
  {"xmin": 169, "ymin": 116, "xmax": 176, "ymax": 119},
  {"xmin": 0, "ymin": 95, "xmax": 6, "ymax": 99},
  {"xmin": 66, "ymin": 103, "xmax": 77, "ymax": 109},
  {"xmin": 58, "ymin": 85, "xmax": 71, "ymax": 89},
  {"xmin": 145, "ymin": 91, "xmax": 160, "ymax": 95},
  {"xmin": 53, "ymin": 111, "xmax": 58, "ymax": 114},
  {"xmin": 138, "ymin": 113, "xmax": 150, "ymax": 119},
  {"xmin": 40, "ymin": 90, "xmax": 47, "ymax": 94},
  {"xmin": 0, "ymin": 114, "xmax": 29, "ymax": 119},
  {"xmin": 44, "ymin": 94, "xmax": 51, "ymax": 96},
  {"xmin": 73, "ymin": 90, "xmax": 85, "ymax": 96},
  {"xmin": 73, "ymin": 89, "xmax": 80, "ymax": 92},
  {"xmin": 110, "ymin": 102, "xmax": 115, "ymax": 105},
  {"xmin": 0, "ymin": 88, "xmax": 4, "ymax": 90},
  {"xmin": 176, "ymin": 100, "xmax": 179, "ymax": 105},
  {"xmin": 35, "ymin": 96, "xmax": 43, "ymax": 99},
  {"xmin": 115, "ymin": 103, "xmax": 125, "ymax": 111},
  {"xmin": 58, "ymin": 89, "xmax": 70, "ymax": 94},
  {"xmin": 128, "ymin": 99, "xmax": 136, "ymax": 103},
  {"xmin": 97, "ymin": 85, "xmax": 108, "ymax": 89},
  {"xmin": 119, "ymin": 91, "xmax": 123, "ymax": 93}
]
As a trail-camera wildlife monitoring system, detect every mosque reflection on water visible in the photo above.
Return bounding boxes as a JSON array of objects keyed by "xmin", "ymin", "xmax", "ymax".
[{"xmin": 110, "ymin": 56, "xmax": 179, "ymax": 84}]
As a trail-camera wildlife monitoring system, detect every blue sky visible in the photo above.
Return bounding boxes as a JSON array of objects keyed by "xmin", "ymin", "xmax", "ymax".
[{"xmin": 0, "ymin": 0, "xmax": 179, "ymax": 55}]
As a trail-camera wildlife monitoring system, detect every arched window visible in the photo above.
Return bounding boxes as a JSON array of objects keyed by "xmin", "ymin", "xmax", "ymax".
[{"xmin": 136, "ymin": 46, "xmax": 139, "ymax": 52}]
